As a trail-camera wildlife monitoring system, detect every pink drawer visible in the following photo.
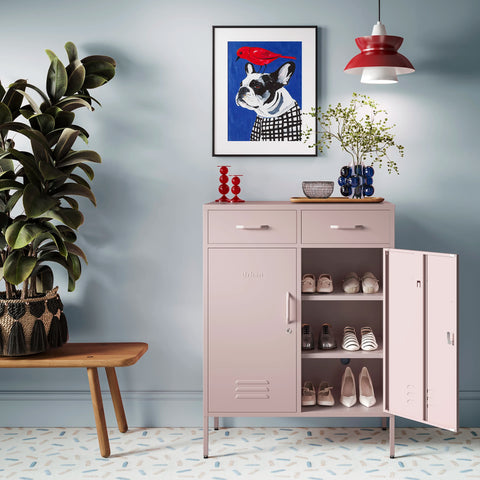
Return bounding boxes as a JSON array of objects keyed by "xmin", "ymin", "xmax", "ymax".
[
  {"xmin": 208, "ymin": 210, "xmax": 296, "ymax": 244},
  {"xmin": 301, "ymin": 210, "xmax": 392, "ymax": 245}
]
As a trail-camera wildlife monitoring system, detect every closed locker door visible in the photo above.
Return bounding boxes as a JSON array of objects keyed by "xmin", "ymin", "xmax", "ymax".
[{"xmin": 207, "ymin": 248, "xmax": 297, "ymax": 413}]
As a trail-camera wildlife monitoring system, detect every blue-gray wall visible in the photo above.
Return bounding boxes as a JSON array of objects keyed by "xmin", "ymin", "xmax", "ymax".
[{"xmin": 0, "ymin": 0, "xmax": 478, "ymax": 428}]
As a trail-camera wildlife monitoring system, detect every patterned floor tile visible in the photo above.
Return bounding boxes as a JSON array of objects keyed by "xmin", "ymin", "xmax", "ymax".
[{"xmin": 0, "ymin": 427, "xmax": 478, "ymax": 479}]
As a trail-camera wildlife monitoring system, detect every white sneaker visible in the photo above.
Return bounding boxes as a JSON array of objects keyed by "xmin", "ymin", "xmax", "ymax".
[
  {"xmin": 359, "ymin": 367, "xmax": 376, "ymax": 407},
  {"xmin": 342, "ymin": 272, "xmax": 360, "ymax": 294},
  {"xmin": 302, "ymin": 381, "xmax": 316, "ymax": 406},
  {"xmin": 361, "ymin": 272, "xmax": 379, "ymax": 294},
  {"xmin": 340, "ymin": 366, "xmax": 357, "ymax": 407},
  {"xmin": 316, "ymin": 274, "xmax": 333, "ymax": 293},
  {"xmin": 302, "ymin": 274, "xmax": 316, "ymax": 293},
  {"xmin": 317, "ymin": 381, "xmax": 334, "ymax": 406}
]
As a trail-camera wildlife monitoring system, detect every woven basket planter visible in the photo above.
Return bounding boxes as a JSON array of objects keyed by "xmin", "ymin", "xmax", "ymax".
[{"xmin": 0, "ymin": 287, "xmax": 68, "ymax": 356}]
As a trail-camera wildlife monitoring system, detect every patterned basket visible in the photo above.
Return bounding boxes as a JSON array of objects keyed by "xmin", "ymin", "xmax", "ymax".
[{"xmin": 0, "ymin": 287, "xmax": 68, "ymax": 356}]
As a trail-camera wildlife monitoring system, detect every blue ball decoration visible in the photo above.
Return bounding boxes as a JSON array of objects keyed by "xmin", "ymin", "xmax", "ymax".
[
  {"xmin": 340, "ymin": 166, "xmax": 352, "ymax": 178},
  {"xmin": 340, "ymin": 185, "xmax": 352, "ymax": 197},
  {"xmin": 363, "ymin": 184, "xmax": 375, "ymax": 197},
  {"xmin": 347, "ymin": 175, "xmax": 361, "ymax": 187},
  {"xmin": 338, "ymin": 176, "xmax": 347, "ymax": 186},
  {"xmin": 363, "ymin": 166, "xmax": 375, "ymax": 177}
]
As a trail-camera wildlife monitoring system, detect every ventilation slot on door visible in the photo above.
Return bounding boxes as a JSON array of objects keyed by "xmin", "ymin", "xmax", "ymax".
[{"xmin": 234, "ymin": 380, "xmax": 270, "ymax": 399}]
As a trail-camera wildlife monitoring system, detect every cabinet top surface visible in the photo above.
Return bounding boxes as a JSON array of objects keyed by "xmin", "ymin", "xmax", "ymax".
[{"xmin": 204, "ymin": 201, "xmax": 394, "ymax": 210}]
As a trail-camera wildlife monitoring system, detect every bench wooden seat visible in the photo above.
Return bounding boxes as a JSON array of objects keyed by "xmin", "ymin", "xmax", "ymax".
[{"xmin": 0, "ymin": 342, "xmax": 148, "ymax": 457}]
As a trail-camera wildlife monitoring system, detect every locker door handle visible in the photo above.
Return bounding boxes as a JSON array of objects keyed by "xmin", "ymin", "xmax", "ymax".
[
  {"xmin": 447, "ymin": 331, "xmax": 455, "ymax": 346},
  {"xmin": 286, "ymin": 292, "xmax": 291, "ymax": 325}
]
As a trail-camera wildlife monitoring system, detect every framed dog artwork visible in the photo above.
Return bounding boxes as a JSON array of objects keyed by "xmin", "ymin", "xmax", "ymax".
[{"xmin": 213, "ymin": 26, "xmax": 317, "ymax": 156}]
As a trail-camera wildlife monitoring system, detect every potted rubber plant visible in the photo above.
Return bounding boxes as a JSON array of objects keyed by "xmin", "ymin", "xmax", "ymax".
[{"xmin": 0, "ymin": 42, "xmax": 116, "ymax": 355}]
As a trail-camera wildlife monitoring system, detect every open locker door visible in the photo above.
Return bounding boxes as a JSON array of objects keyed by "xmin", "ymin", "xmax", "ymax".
[{"xmin": 384, "ymin": 248, "xmax": 458, "ymax": 431}]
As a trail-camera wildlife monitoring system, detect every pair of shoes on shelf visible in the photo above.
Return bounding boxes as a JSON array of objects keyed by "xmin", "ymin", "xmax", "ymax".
[
  {"xmin": 342, "ymin": 326, "xmax": 378, "ymax": 351},
  {"xmin": 342, "ymin": 272, "xmax": 379, "ymax": 294},
  {"xmin": 302, "ymin": 381, "xmax": 335, "ymax": 407},
  {"xmin": 340, "ymin": 366, "xmax": 376, "ymax": 408},
  {"xmin": 302, "ymin": 274, "xmax": 333, "ymax": 293},
  {"xmin": 302, "ymin": 323, "xmax": 337, "ymax": 351}
]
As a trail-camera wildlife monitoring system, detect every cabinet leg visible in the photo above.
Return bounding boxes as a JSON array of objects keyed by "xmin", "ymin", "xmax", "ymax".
[
  {"xmin": 87, "ymin": 367, "xmax": 110, "ymax": 458},
  {"xmin": 203, "ymin": 416, "xmax": 209, "ymax": 458},
  {"xmin": 389, "ymin": 415, "xmax": 395, "ymax": 458},
  {"xmin": 214, "ymin": 416, "xmax": 219, "ymax": 430},
  {"xmin": 105, "ymin": 367, "xmax": 128, "ymax": 433},
  {"xmin": 382, "ymin": 416, "xmax": 387, "ymax": 430}
]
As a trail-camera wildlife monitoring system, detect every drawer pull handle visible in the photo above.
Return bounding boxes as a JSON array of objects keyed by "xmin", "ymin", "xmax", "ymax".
[
  {"xmin": 235, "ymin": 225, "xmax": 270, "ymax": 230},
  {"xmin": 330, "ymin": 224, "xmax": 365, "ymax": 230}
]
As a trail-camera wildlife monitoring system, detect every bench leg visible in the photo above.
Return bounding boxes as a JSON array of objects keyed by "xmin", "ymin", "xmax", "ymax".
[
  {"xmin": 87, "ymin": 367, "xmax": 110, "ymax": 458},
  {"xmin": 106, "ymin": 367, "xmax": 128, "ymax": 433}
]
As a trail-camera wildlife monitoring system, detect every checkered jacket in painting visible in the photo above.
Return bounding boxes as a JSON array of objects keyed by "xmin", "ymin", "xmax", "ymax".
[{"xmin": 250, "ymin": 102, "xmax": 302, "ymax": 141}]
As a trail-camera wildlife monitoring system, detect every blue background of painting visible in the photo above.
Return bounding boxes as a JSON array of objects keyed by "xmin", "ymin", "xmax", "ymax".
[{"xmin": 227, "ymin": 41, "xmax": 302, "ymax": 141}]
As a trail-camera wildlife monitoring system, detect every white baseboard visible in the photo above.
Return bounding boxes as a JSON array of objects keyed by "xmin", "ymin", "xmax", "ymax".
[{"xmin": 0, "ymin": 390, "xmax": 478, "ymax": 427}]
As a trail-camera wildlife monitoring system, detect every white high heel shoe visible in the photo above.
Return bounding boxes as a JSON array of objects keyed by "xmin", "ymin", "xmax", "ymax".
[
  {"xmin": 340, "ymin": 366, "xmax": 357, "ymax": 407},
  {"xmin": 359, "ymin": 366, "xmax": 376, "ymax": 407}
]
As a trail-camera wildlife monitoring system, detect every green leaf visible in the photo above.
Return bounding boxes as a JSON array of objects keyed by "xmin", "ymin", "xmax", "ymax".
[
  {"xmin": 67, "ymin": 252, "xmax": 81, "ymax": 280},
  {"xmin": 15, "ymin": 89, "xmax": 42, "ymax": 114},
  {"xmin": 6, "ymin": 220, "xmax": 46, "ymax": 249},
  {"xmin": 45, "ymin": 51, "xmax": 68, "ymax": 101},
  {"xmin": 64, "ymin": 42, "xmax": 79, "ymax": 64},
  {"xmin": 74, "ymin": 162, "xmax": 94, "ymax": 180},
  {"xmin": 3, "ymin": 250, "xmax": 37, "ymax": 285},
  {"xmin": 8, "ymin": 149, "xmax": 42, "ymax": 186},
  {"xmin": 56, "ymin": 96, "xmax": 92, "ymax": 112},
  {"xmin": 0, "ymin": 102, "xmax": 12, "ymax": 124},
  {"xmin": 39, "ymin": 159, "xmax": 67, "ymax": 181},
  {"xmin": 44, "ymin": 207, "xmax": 84, "ymax": 229},
  {"xmin": 63, "ymin": 196, "xmax": 79, "ymax": 210},
  {"xmin": 81, "ymin": 56, "xmax": 116, "ymax": 89},
  {"xmin": 0, "ymin": 156, "xmax": 14, "ymax": 173},
  {"xmin": 65, "ymin": 62, "xmax": 86, "ymax": 96},
  {"xmin": 6, "ymin": 190, "xmax": 23, "ymax": 212},
  {"xmin": 65, "ymin": 242, "xmax": 87, "ymax": 263},
  {"xmin": 23, "ymin": 183, "xmax": 59, "ymax": 218},
  {"xmin": 0, "ymin": 179, "xmax": 24, "ymax": 192},
  {"xmin": 56, "ymin": 225, "xmax": 77, "ymax": 242},
  {"xmin": 55, "ymin": 110, "xmax": 75, "ymax": 129},
  {"xmin": 58, "ymin": 150, "xmax": 101, "ymax": 167},
  {"xmin": 3, "ymin": 79, "xmax": 27, "ymax": 118},
  {"xmin": 53, "ymin": 128, "xmax": 80, "ymax": 161},
  {"xmin": 29, "ymin": 113, "xmax": 55, "ymax": 134},
  {"xmin": 69, "ymin": 173, "xmax": 90, "ymax": 188},
  {"xmin": 52, "ymin": 182, "xmax": 96, "ymax": 206}
]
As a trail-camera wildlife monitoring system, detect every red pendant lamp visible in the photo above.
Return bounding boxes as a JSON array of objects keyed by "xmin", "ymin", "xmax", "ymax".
[{"xmin": 345, "ymin": 0, "xmax": 414, "ymax": 84}]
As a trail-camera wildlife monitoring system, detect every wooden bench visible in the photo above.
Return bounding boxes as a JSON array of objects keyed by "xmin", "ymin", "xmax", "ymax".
[{"xmin": 0, "ymin": 342, "xmax": 148, "ymax": 457}]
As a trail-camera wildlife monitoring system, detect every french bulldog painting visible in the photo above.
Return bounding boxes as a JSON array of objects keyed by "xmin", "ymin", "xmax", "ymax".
[{"xmin": 235, "ymin": 61, "xmax": 301, "ymax": 141}]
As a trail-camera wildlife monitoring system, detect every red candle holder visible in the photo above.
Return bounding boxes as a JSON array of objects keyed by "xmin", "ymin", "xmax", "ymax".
[
  {"xmin": 229, "ymin": 174, "xmax": 244, "ymax": 203},
  {"xmin": 215, "ymin": 165, "xmax": 231, "ymax": 202}
]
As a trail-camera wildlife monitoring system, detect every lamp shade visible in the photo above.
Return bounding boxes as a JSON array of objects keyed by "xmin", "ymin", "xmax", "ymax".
[{"xmin": 345, "ymin": 22, "xmax": 415, "ymax": 83}]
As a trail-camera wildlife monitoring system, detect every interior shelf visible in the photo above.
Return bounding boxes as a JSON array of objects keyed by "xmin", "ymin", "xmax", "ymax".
[
  {"xmin": 300, "ymin": 395, "xmax": 386, "ymax": 417},
  {"xmin": 302, "ymin": 290, "xmax": 383, "ymax": 301},
  {"xmin": 302, "ymin": 340, "xmax": 383, "ymax": 359}
]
